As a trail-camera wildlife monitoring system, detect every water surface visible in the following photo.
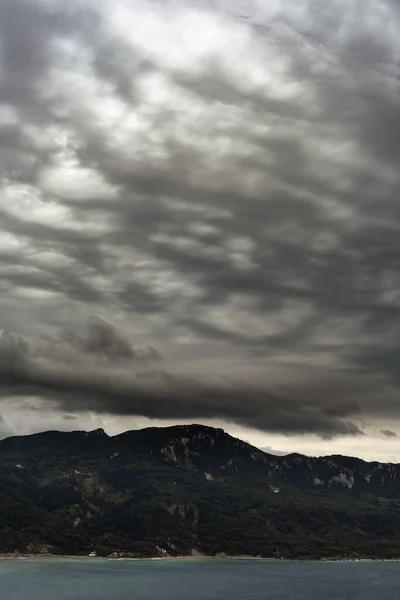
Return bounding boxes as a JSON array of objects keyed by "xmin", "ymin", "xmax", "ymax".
[{"xmin": 1, "ymin": 558, "xmax": 398, "ymax": 599}]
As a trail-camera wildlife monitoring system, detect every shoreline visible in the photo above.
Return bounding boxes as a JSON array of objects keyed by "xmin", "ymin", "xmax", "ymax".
[
  {"xmin": 1, "ymin": 553, "xmax": 400, "ymax": 563},
  {"xmin": 0, "ymin": 554, "xmax": 265, "ymax": 561}
]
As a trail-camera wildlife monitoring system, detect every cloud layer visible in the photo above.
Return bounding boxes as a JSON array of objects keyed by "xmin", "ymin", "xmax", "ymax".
[
  {"xmin": 1, "ymin": 0, "xmax": 400, "ymax": 444},
  {"xmin": 0, "ymin": 317, "xmax": 397, "ymax": 439}
]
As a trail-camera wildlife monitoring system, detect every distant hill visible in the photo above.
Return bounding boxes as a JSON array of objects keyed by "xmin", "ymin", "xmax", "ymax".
[{"xmin": 1, "ymin": 424, "xmax": 400, "ymax": 559}]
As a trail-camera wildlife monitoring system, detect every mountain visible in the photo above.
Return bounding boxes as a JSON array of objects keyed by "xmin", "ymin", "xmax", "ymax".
[{"xmin": 1, "ymin": 424, "xmax": 400, "ymax": 559}]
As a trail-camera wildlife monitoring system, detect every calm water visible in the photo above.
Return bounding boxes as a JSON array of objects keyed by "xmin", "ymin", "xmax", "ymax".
[{"xmin": 1, "ymin": 558, "xmax": 399, "ymax": 600}]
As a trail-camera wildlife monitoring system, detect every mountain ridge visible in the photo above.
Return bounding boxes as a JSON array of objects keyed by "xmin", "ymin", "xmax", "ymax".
[
  {"xmin": 1, "ymin": 424, "xmax": 400, "ymax": 559},
  {"xmin": 2, "ymin": 424, "xmax": 396, "ymax": 466}
]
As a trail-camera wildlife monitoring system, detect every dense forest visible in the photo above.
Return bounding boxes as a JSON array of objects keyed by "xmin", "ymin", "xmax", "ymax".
[{"xmin": 1, "ymin": 424, "xmax": 400, "ymax": 559}]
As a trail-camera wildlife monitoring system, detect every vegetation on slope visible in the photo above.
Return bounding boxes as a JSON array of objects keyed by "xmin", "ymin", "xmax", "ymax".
[{"xmin": 1, "ymin": 425, "xmax": 400, "ymax": 559}]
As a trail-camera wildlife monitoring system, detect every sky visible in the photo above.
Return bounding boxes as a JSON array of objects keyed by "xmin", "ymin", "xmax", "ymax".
[{"xmin": 1, "ymin": 0, "xmax": 400, "ymax": 461}]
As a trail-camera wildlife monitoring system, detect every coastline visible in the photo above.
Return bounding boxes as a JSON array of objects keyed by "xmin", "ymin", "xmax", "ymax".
[
  {"xmin": 0, "ymin": 554, "xmax": 266, "ymax": 561},
  {"xmin": 1, "ymin": 553, "xmax": 400, "ymax": 562}
]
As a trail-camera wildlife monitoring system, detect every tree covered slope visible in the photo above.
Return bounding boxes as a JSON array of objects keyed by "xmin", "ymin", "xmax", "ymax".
[{"xmin": 1, "ymin": 424, "xmax": 400, "ymax": 559}]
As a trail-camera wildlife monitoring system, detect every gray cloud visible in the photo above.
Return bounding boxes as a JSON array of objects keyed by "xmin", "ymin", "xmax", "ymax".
[
  {"xmin": 1, "ymin": 0, "xmax": 400, "ymax": 447},
  {"xmin": 381, "ymin": 429, "xmax": 397, "ymax": 439},
  {"xmin": 0, "ymin": 414, "xmax": 14, "ymax": 439},
  {"xmin": 0, "ymin": 322, "xmax": 366, "ymax": 437},
  {"xmin": 0, "ymin": 318, "xmax": 398, "ymax": 440},
  {"xmin": 63, "ymin": 315, "xmax": 136, "ymax": 362}
]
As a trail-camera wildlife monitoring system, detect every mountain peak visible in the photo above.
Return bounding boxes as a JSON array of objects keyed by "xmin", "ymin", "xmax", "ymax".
[
  {"xmin": 2, "ymin": 423, "xmax": 400, "ymax": 559},
  {"xmin": 89, "ymin": 428, "xmax": 107, "ymax": 436},
  {"xmin": 139, "ymin": 424, "xmax": 225, "ymax": 436}
]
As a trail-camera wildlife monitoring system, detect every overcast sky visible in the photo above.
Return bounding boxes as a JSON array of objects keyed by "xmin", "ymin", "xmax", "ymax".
[{"xmin": 1, "ymin": 0, "xmax": 400, "ymax": 461}]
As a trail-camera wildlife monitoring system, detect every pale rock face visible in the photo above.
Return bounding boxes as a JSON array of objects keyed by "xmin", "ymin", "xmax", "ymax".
[
  {"xmin": 313, "ymin": 478, "xmax": 324, "ymax": 486},
  {"xmin": 250, "ymin": 450, "xmax": 266, "ymax": 461},
  {"xmin": 160, "ymin": 445, "xmax": 179, "ymax": 462},
  {"xmin": 330, "ymin": 471, "xmax": 355, "ymax": 489}
]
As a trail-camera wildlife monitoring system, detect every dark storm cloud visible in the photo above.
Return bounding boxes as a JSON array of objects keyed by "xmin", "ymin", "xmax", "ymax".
[
  {"xmin": 62, "ymin": 315, "xmax": 136, "ymax": 361},
  {"xmin": 25, "ymin": 317, "xmax": 160, "ymax": 365},
  {"xmin": 1, "ymin": 0, "xmax": 400, "ymax": 440},
  {"xmin": 0, "ymin": 318, "xmax": 394, "ymax": 439},
  {"xmin": 0, "ymin": 324, "xmax": 364, "ymax": 438}
]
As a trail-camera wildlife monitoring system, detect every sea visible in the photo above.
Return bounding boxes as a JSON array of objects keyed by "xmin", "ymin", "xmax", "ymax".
[{"xmin": 1, "ymin": 558, "xmax": 399, "ymax": 600}]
